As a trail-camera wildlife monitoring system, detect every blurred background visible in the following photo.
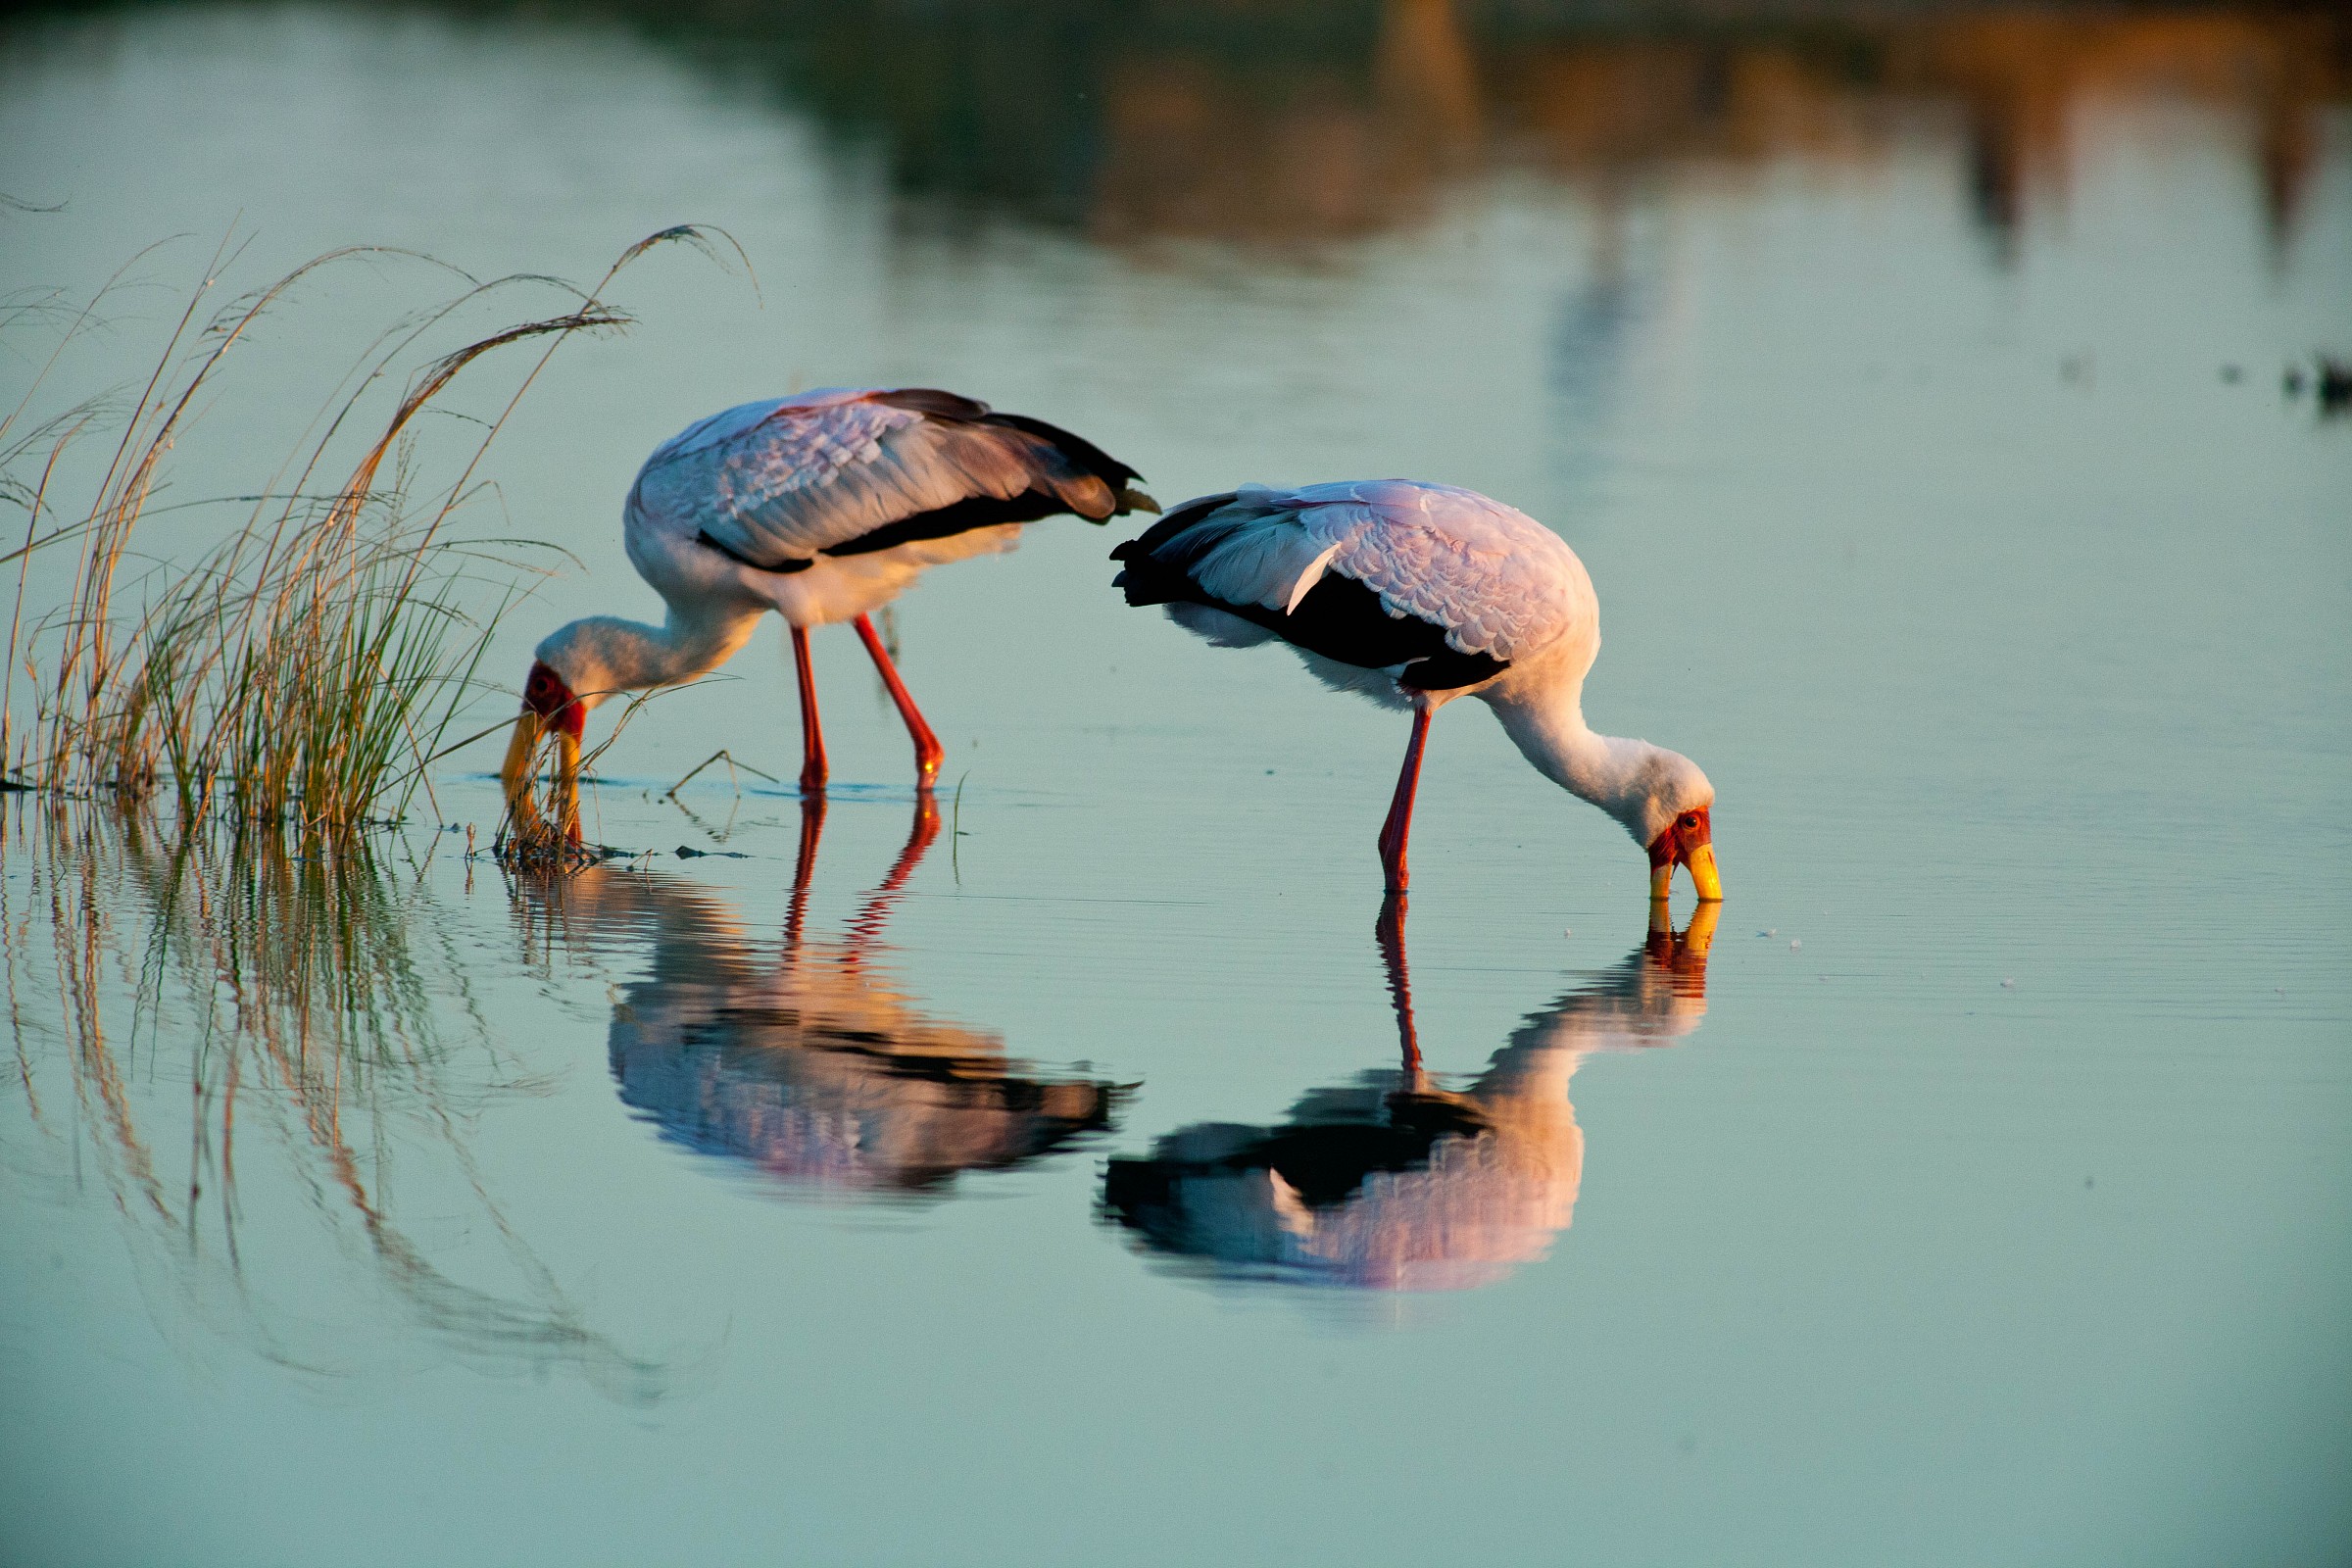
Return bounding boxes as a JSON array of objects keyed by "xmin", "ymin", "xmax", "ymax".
[
  {"xmin": 11, "ymin": 0, "xmax": 2347, "ymax": 251},
  {"xmin": 492, "ymin": 0, "xmax": 2348, "ymax": 254}
]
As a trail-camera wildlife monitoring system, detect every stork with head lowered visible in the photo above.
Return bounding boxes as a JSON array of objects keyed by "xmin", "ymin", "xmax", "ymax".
[
  {"xmin": 1111, "ymin": 479, "xmax": 1721, "ymax": 901},
  {"xmin": 501, "ymin": 387, "xmax": 1153, "ymax": 839}
]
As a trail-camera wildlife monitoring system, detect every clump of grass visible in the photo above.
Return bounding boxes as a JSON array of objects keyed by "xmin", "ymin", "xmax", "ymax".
[{"xmin": 0, "ymin": 224, "xmax": 745, "ymax": 843}]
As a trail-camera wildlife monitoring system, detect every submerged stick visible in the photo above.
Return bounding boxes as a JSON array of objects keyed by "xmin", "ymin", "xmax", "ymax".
[
  {"xmin": 950, "ymin": 768, "xmax": 970, "ymax": 885},
  {"xmin": 665, "ymin": 749, "xmax": 779, "ymax": 799}
]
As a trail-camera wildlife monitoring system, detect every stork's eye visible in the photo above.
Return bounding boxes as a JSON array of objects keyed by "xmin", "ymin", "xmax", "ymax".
[{"xmin": 1680, "ymin": 811, "xmax": 1700, "ymax": 828}]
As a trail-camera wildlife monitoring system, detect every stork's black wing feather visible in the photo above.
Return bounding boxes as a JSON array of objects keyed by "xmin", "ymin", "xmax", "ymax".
[{"xmin": 1112, "ymin": 506, "xmax": 1509, "ymax": 692}]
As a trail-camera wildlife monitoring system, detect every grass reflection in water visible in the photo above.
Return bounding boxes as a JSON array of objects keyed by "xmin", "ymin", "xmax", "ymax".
[{"xmin": 0, "ymin": 799, "xmax": 668, "ymax": 1401}]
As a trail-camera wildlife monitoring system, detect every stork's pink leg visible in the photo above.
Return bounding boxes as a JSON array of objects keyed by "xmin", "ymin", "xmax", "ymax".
[
  {"xmin": 1375, "ymin": 706, "xmax": 1434, "ymax": 894},
  {"xmin": 853, "ymin": 613, "xmax": 945, "ymax": 787},
  {"xmin": 791, "ymin": 626, "xmax": 828, "ymax": 795}
]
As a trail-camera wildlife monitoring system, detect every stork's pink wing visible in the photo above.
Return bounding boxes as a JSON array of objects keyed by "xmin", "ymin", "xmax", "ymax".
[{"xmin": 630, "ymin": 388, "xmax": 1130, "ymax": 567}]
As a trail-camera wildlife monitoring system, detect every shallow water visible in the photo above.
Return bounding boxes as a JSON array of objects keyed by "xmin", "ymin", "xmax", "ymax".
[{"xmin": 2, "ymin": 4, "xmax": 2349, "ymax": 1564}]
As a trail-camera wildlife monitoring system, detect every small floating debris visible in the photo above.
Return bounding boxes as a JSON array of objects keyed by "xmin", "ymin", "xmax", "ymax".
[
  {"xmin": 2284, "ymin": 354, "xmax": 2351, "ymax": 415},
  {"xmin": 2321, "ymin": 356, "xmax": 2352, "ymax": 416},
  {"xmin": 1758, "ymin": 928, "xmax": 1777, "ymax": 938},
  {"xmin": 1789, "ymin": 938, "xmax": 1802, "ymax": 951},
  {"xmin": 674, "ymin": 845, "xmax": 751, "ymax": 859},
  {"xmin": 2001, "ymin": 978, "xmax": 2016, "ymax": 989}
]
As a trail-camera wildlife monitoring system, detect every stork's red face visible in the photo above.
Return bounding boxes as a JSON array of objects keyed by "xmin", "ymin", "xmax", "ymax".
[
  {"xmin": 520, "ymin": 661, "xmax": 584, "ymax": 738},
  {"xmin": 1647, "ymin": 806, "xmax": 1723, "ymax": 902}
]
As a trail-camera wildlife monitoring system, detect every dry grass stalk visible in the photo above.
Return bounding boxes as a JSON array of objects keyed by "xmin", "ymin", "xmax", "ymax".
[{"xmin": 0, "ymin": 224, "xmax": 747, "ymax": 845}]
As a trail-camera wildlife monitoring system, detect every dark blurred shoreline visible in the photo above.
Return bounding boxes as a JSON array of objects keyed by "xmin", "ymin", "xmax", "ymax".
[{"xmin": 8, "ymin": 0, "xmax": 2346, "ymax": 247}]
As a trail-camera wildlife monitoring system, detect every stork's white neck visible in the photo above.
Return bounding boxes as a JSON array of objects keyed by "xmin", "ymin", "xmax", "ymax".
[
  {"xmin": 1482, "ymin": 678, "xmax": 1709, "ymax": 849},
  {"xmin": 1475, "ymin": 1034, "xmax": 1584, "ymax": 1106},
  {"xmin": 536, "ymin": 599, "xmax": 763, "ymax": 708}
]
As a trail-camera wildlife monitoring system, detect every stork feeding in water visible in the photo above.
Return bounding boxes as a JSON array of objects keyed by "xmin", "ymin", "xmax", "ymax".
[
  {"xmin": 502, "ymin": 387, "xmax": 1153, "ymax": 840},
  {"xmin": 1112, "ymin": 480, "xmax": 1722, "ymax": 900}
]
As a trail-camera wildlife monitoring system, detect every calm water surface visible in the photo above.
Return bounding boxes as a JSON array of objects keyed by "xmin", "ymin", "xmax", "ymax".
[{"xmin": 2, "ymin": 4, "xmax": 2348, "ymax": 1564}]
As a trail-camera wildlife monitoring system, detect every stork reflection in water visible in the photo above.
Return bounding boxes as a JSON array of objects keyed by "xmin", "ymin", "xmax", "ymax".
[
  {"xmin": 516, "ymin": 798, "xmax": 1122, "ymax": 1199},
  {"xmin": 1101, "ymin": 897, "xmax": 1718, "ymax": 1291}
]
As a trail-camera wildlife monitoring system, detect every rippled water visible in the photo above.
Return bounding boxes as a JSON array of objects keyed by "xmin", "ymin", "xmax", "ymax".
[{"xmin": 2, "ymin": 4, "xmax": 2348, "ymax": 1564}]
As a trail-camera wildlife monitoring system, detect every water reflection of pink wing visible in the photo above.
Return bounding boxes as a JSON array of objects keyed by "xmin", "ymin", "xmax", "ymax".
[
  {"xmin": 521, "ymin": 855, "xmax": 1120, "ymax": 1200},
  {"xmin": 1104, "ymin": 903, "xmax": 1715, "ymax": 1291},
  {"xmin": 610, "ymin": 939, "xmax": 1119, "ymax": 1196}
]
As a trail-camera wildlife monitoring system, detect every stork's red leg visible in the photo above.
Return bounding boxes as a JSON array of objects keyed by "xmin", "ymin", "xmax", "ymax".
[
  {"xmin": 791, "ymin": 625, "xmax": 828, "ymax": 796},
  {"xmin": 1375, "ymin": 706, "xmax": 1434, "ymax": 894},
  {"xmin": 853, "ymin": 613, "xmax": 945, "ymax": 787},
  {"xmin": 845, "ymin": 795, "xmax": 942, "ymax": 956},
  {"xmin": 784, "ymin": 791, "xmax": 827, "ymax": 947},
  {"xmin": 1376, "ymin": 893, "xmax": 1423, "ymax": 1080}
]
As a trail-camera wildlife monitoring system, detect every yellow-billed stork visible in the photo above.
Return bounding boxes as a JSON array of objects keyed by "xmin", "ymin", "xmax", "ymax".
[
  {"xmin": 503, "ymin": 388, "xmax": 1153, "ymax": 832},
  {"xmin": 1113, "ymin": 480, "xmax": 1721, "ymax": 900}
]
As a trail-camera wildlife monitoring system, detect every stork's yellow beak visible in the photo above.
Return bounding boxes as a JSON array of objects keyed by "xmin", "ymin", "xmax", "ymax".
[
  {"xmin": 501, "ymin": 711, "xmax": 543, "ymax": 818},
  {"xmin": 554, "ymin": 728, "xmax": 582, "ymax": 845},
  {"xmin": 1647, "ymin": 841, "xmax": 1724, "ymax": 901},
  {"xmin": 1687, "ymin": 843, "xmax": 1723, "ymax": 903},
  {"xmin": 498, "ymin": 710, "xmax": 584, "ymax": 846}
]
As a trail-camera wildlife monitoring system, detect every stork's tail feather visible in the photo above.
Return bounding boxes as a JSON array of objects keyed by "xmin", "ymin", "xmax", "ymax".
[
  {"xmin": 1109, "ymin": 490, "xmax": 1244, "ymax": 603},
  {"xmin": 1110, "ymin": 546, "xmax": 1197, "ymax": 609},
  {"xmin": 975, "ymin": 410, "xmax": 1145, "ymax": 498},
  {"xmin": 878, "ymin": 392, "xmax": 1151, "ymax": 525},
  {"xmin": 1109, "ymin": 490, "xmax": 1240, "ymax": 564}
]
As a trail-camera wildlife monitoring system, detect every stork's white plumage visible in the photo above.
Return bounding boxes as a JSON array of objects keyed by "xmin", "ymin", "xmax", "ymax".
[
  {"xmin": 1112, "ymin": 479, "xmax": 1722, "ymax": 899},
  {"xmin": 503, "ymin": 387, "xmax": 1152, "ymax": 834}
]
